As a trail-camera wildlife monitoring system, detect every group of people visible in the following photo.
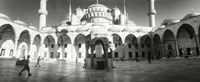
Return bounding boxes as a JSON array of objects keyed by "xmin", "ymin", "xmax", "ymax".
[
  {"xmin": 115, "ymin": 54, "xmax": 152, "ymax": 64},
  {"xmin": 18, "ymin": 55, "xmax": 41, "ymax": 77}
]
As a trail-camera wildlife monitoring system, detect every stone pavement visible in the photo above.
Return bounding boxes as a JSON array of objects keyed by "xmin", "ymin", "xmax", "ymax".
[{"xmin": 1, "ymin": 58, "xmax": 200, "ymax": 82}]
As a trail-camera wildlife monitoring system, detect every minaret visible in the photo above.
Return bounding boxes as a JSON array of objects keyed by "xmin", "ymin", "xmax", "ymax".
[
  {"xmin": 38, "ymin": 0, "xmax": 48, "ymax": 31},
  {"xmin": 147, "ymin": 0, "xmax": 156, "ymax": 28},
  {"xmin": 123, "ymin": 0, "xmax": 126, "ymax": 17},
  {"xmin": 68, "ymin": 0, "xmax": 72, "ymax": 21}
]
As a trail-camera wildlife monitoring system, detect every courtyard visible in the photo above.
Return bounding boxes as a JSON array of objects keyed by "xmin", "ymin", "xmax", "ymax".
[{"xmin": 0, "ymin": 58, "xmax": 200, "ymax": 82}]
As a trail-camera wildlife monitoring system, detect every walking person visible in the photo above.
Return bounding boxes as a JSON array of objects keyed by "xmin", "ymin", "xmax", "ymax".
[
  {"xmin": 18, "ymin": 55, "xmax": 32, "ymax": 76},
  {"xmin": 35, "ymin": 56, "xmax": 41, "ymax": 67}
]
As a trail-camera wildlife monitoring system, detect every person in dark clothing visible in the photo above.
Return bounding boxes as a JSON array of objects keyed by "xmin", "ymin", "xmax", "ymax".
[
  {"xmin": 35, "ymin": 56, "xmax": 41, "ymax": 67},
  {"xmin": 18, "ymin": 55, "xmax": 32, "ymax": 76},
  {"xmin": 147, "ymin": 54, "xmax": 151, "ymax": 64}
]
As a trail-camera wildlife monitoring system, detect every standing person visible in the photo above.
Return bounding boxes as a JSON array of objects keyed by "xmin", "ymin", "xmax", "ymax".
[
  {"xmin": 18, "ymin": 55, "xmax": 32, "ymax": 76},
  {"xmin": 35, "ymin": 56, "xmax": 41, "ymax": 67},
  {"xmin": 147, "ymin": 54, "xmax": 151, "ymax": 64}
]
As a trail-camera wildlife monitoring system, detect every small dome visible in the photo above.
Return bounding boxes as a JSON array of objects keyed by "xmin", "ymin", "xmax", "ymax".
[
  {"xmin": 137, "ymin": 26, "xmax": 152, "ymax": 33},
  {"xmin": 126, "ymin": 20, "xmax": 136, "ymax": 25},
  {"xmin": 14, "ymin": 20, "xmax": 27, "ymax": 26},
  {"xmin": 122, "ymin": 26, "xmax": 138, "ymax": 32},
  {"xmin": 0, "ymin": 13, "xmax": 10, "ymax": 19},
  {"xmin": 76, "ymin": 26, "xmax": 89, "ymax": 32},
  {"xmin": 181, "ymin": 12, "xmax": 200, "ymax": 21},
  {"xmin": 29, "ymin": 25, "xmax": 37, "ymax": 30}
]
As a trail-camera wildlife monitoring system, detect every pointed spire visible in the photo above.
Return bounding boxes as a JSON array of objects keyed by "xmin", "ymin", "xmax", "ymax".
[
  {"xmin": 191, "ymin": 9, "xmax": 194, "ymax": 15},
  {"xmin": 69, "ymin": 0, "xmax": 72, "ymax": 21},
  {"xmin": 123, "ymin": 0, "xmax": 126, "ymax": 17},
  {"xmin": 17, "ymin": 17, "xmax": 20, "ymax": 20}
]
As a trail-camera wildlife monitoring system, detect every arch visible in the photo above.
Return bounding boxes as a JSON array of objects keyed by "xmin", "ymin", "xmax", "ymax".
[
  {"xmin": 153, "ymin": 34, "xmax": 163, "ymax": 59},
  {"xmin": 112, "ymin": 33, "xmax": 122, "ymax": 45},
  {"xmin": 162, "ymin": 30, "xmax": 176, "ymax": 57},
  {"xmin": 74, "ymin": 34, "xmax": 86, "ymax": 44},
  {"xmin": 43, "ymin": 35, "xmax": 55, "ymax": 44},
  {"xmin": 0, "ymin": 40, "xmax": 14, "ymax": 57},
  {"xmin": 140, "ymin": 35, "xmax": 152, "ymax": 48},
  {"xmin": 0, "ymin": 24, "xmax": 16, "ymax": 38},
  {"xmin": 57, "ymin": 34, "xmax": 71, "ymax": 47},
  {"xmin": 177, "ymin": 24, "xmax": 196, "ymax": 56},
  {"xmin": 0, "ymin": 24, "xmax": 15, "ymax": 48},
  {"xmin": 18, "ymin": 30, "xmax": 31, "ymax": 45},
  {"xmin": 125, "ymin": 34, "xmax": 137, "ymax": 45},
  {"xmin": 33, "ymin": 34, "xmax": 41, "ymax": 46}
]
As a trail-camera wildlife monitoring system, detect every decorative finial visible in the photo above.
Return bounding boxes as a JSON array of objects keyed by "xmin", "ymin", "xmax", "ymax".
[
  {"xmin": 30, "ymin": 23, "xmax": 33, "ymax": 26},
  {"xmin": 191, "ymin": 9, "xmax": 194, "ymax": 14},
  {"xmin": 17, "ymin": 17, "xmax": 20, "ymax": 20}
]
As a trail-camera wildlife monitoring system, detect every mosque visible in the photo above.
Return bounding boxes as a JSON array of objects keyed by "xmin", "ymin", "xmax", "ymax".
[{"xmin": 0, "ymin": 0, "xmax": 199, "ymax": 69}]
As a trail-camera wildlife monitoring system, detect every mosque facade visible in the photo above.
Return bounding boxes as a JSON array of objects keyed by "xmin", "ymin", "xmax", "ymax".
[{"xmin": 0, "ymin": 0, "xmax": 199, "ymax": 69}]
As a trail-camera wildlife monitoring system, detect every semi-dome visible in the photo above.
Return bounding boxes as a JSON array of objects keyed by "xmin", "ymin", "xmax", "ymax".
[
  {"xmin": 122, "ymin": 26, "xmax": 138, "ymax": 33},
  {"xmin": 14, "ymin": 20, "xmax": 27, "ymax": 26},
  {"xmin": 90, "ymin": 25, "xmax": 108, "ymax": 34},
  {"xmin": 0, "ymin": 13, "xmax": 10, "ymax": 19},
  {"xmin": 108, "ymin": 25, "xmax": 124, "ymax": 32}
]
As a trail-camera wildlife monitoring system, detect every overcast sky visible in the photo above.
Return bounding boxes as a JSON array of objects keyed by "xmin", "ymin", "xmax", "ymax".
[{"xmin": 0, "ymin": 0, "xmax": 200, "ymax": 28}]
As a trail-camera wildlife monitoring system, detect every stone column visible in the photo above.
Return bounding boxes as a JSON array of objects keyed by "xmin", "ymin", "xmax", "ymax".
[
  {"xmin": 161, "ymin": 43, "xmax": 165, "ymax": 58},
  {"xmin": 13, "ymin": 37, "xmax": 19, "ymax": 58},
  {"xmin": 195, "ymin": 34, "xmax": 200, "ymax": 56},
  {"xmin": 174, "ymin": 39, "xmax": 180, "ymax": 58}
]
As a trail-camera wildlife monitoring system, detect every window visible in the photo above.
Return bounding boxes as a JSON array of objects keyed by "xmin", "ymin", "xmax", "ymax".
[
  {"xmin": 58, "ymin": 44, "xmax": 60, "ymax": 47},
  {"xmin": 135, "ymin": 52, "xmax": 139, "ymax": 57},
  {"xmin": 135, "ymin": 43, "xmax": 138, "ymax": 48},
  {"xmin": 142, "ymin": 52, "xmax": 145, "ymax": 57},
  {"xmin": 57, "ymin": 52, "xmax": 60, "ymax": 58},
  {"xmin": 51, "ymin": 44, "xmax": 54, "ymax": 48},
  {"xmin": 114, "ymin": 52, "xmax": 118, "ymax": 58},
  {"xmin": 64, "ymin": 44, "xmax": 67, "ymax": 48},
  {"xmin": 64, "ymin": 53, "xmax": 67, "ymax": 58},
  {"xmin": 9, "ymin": 50, "xmax": 13, "ymax": 56},
  {"xmin": 147, "ymin": 44, "xmax": 150, "ymax": 48},
  {"xmin": 115, "ymin": 43, "xmax": 117, "ymax": 47},
  {"xmin": 129, "ymin": 52, "xmax": 132, "ymax": 58},
  {"xmin": 79, "ymin": 53, "xmax": 82, "ymax": 58},
  {"xmin": 78, "ymin": 44, "xmax": 81, "ymax": 48},
  {"xmin": 141, "ymin": 44, "xmax": 144, "ymax": 48},
  {"xmin": 128, "ymin": 43, "xmax": 131, "ymax": 48},
  {"xmin": 45, "ymin": 44, "xmax": 48, "ymax": 48},
  {"xmin": 50, "ymin": 52, "xmax": 54, "ymax": 58},
  {"xmin": 0, "ymin": 49, "xmax": 5, "ymax": 56}
]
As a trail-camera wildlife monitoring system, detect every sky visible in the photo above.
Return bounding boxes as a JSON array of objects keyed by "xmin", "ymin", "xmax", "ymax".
[{"xmin": 0, "ymin": 0, "xmax": 200, "ymax": 28}]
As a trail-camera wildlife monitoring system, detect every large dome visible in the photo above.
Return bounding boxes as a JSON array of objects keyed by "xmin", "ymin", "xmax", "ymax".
[{"xmin": 88, "ymin": 4, "xmax": 108, "ymax": 9}]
